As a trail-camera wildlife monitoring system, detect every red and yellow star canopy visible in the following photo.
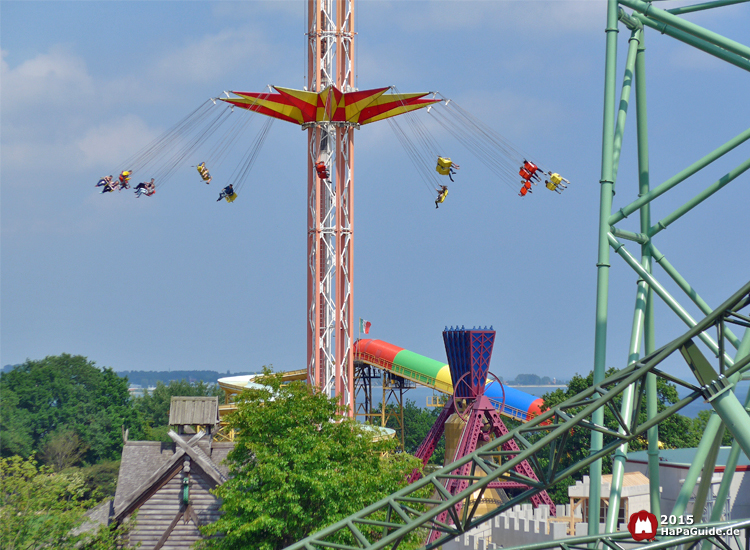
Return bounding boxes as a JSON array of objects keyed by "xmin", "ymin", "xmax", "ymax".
[{"xmin": 221, "ymin": 85, "xmax": 439, "ymax": 125}]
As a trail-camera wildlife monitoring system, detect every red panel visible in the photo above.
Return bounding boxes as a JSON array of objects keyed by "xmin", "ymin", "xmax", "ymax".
[
  {"xmin": 274, "ymin": 89, "xmax": 318, "ymax": 122},
  {"xmin": 354, "ymin": 339, "xmax": 403, "ymax": 365},
  {"xmin": 223, "ymin": 100, "xmax": 300, "ymax": 125},
  {"xmin": 527, "ymin": 398, "xmax": 545, "ymax": 420},
  {"xmin": 357, "ymin": 96, "xmax": 436, "ymax": 124}
]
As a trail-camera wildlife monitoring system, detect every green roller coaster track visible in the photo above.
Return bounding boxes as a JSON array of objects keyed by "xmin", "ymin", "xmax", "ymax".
[{"xmin": 285, "ymin": 0, "xmax": 750, "ymax": 548}]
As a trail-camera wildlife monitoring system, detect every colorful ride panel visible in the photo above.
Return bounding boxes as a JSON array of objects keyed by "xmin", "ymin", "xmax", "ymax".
[{"xmin": 354, "ymin": 339, "xmax": 545, "ymax": 422}]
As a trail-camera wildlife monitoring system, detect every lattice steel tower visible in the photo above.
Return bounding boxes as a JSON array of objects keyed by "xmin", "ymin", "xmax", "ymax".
[{"xmin": 306, "ymin": 0, "xmax": 355, "ymax": 414}]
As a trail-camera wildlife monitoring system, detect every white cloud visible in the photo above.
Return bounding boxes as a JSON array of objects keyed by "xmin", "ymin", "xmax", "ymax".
[
  {"xmin": 75, "ymin": 115, "xmax": 160, "ymax": 170},
  {"xmin": 0, "ymin": 45, "xmax": 95, "ymax": 109},
  {"xmin": 149, "ymin": 26, "xmax": 280, "ymax": 84}
]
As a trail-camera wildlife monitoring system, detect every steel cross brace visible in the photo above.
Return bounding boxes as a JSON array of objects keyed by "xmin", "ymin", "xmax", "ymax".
[{"xmin": 283, "ymin": 282, "xmax": 750, "ymax": 550}]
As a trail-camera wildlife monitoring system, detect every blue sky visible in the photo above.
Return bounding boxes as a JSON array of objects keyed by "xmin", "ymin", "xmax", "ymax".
[{"xmin": 2, "ymin": 0, "xmax": 748, "ymax": 385}]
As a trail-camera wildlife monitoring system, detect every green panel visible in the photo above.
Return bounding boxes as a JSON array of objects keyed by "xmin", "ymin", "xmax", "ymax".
[{"xmin": 392, "ymin": 349, "xmax": 447, "ymax": 381}]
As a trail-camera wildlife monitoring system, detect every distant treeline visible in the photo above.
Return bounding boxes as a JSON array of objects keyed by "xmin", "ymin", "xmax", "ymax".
[
  {"xmin": 506, "ymin": 373, "xmax": 568, "ymax": 386},
  {"xmin": 117, "ymin": 370, "xmax": 257, "ymax": 387}
]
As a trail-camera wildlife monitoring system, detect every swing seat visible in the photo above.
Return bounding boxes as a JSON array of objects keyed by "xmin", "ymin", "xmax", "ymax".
[
  {"xmin": 437, "ymin": 189, "xmax": 449, "ymax": 203},
  {"xmin": 225, "ymin": 192, "xmax": 238, "ymax": 203},
  {"xmin": 197, "ymin": 165, "xmax": 211, "ymax": 181},
  {"xmin": 436, "ymin": 157, "xmax": 453, "ymax": 175}
]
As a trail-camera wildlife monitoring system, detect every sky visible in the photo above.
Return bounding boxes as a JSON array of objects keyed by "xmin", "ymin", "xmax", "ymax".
[{"xmin": 2, "ymin": 0, "xmax": 749, "ymax": 389}]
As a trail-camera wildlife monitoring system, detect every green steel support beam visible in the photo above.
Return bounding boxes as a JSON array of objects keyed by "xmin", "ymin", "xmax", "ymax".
[
  {"xmin": 283, "ymin": 283, "xmax": 750, "ymax": 550},
  {"xmin": 713, "ymin": 330, "xmax": 750, "ymax": 506},
  {"xmin": 667, "ymin": 0, "xmax": 750, "ymax": 15},
  {"xmin": 612, "ymin": 28, "xmax": 641, "ymax": 185},
  {"xmin": 604, "ymin": 275, "xmax": 646, "ymax": 533},
  {"xmin": 648, "ymin": 156, "xmax": 750, "ymax": 237},
  {"xmin": 609, "ymin": 227, "xmax": 648, "ymax": 244},
  {"xmin": 589, "ymin": 0, "xmax": 620, "ymax": 536},
  {"xmin": 608, "ymin": 126, "xmax": 750, "ymax": 225},
  {"xmin": 692, "ymin": 419, "xmax": 726, "ymax": 522},
  {"xmin": 608, "ymin": 234, "xmax": 734, "ymax": 364},
  {"xmin": 606, "ymin": 29, "xmax": 654, "ymax": 531},
  {"xmin": 680, "ymin": 340, "xmax": 750, "ymax": 457},
  {"xmin": 633, "ymin": 29, "xmax": 661, "ymax": 519},
  {"xmin": 650, "ymin": 243, "xmax": 743, "ymax": 349},
  {"xmin": 633, "ymin": 12, "xmax": 750, "ymax": 72},
  {"xmin": 702, "ymin": 330, "xmax": 750, "ymax": 550},
  {"xmin": 619, "ymin": 0, "xmax": 750, "ymax": 60},
  {"xmin": 671, "ymin": 414, "xmax": 724, "ymax": 517}
]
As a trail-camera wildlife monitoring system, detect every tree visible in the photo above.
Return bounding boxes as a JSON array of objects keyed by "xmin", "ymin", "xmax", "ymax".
[
  {"xmin": 0, "ymin": 354, "xmax": 139, "ymax": 463},
  {"xmin": 692, "ymin": 410, "xmax": 735, "ymax": 446},
  {"xmin": 373, "ymin": 399, "xmax": 444, "ymax": 462},
  {"xmin": 0, "ymin": 456, "xmax": 132, "ymax": 550},
  {"xmin": 199, "ymin": 369, "xmax": 427, "ymax": 550},
  {"xmin": 132, "ymin": 379, "xmax": 224, "ymax": 441},
  {"xmin": 540, "ymin": 367, "xmax": 700, "ymax": 502},
  {"xmin": 40, "ymin": 429, "xmax": 89, "ymax": 471},
  {"xmin": 513, "ymin": 374, "xmax": 541, "ymax": 385}
]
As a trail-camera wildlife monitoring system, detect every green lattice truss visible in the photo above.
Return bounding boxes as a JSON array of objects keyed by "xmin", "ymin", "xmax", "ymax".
[{"xmin": 284, "ymin": 282, "xmax": 750, "ymax": 549}]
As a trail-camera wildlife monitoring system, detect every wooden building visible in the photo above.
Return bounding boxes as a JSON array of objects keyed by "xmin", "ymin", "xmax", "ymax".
[{"xmin": 88, "ymin": 396, "xmax": 234, "ymax": 549}]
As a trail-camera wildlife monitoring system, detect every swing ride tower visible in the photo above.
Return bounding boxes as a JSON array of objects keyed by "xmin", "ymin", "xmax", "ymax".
[
  {"xmin": 221, "ymin": 1, "xmax": 438, "ymax": 416},
  {"xmin": 306, "ymin": 0, "xmax": 355, "ymax": 416}
]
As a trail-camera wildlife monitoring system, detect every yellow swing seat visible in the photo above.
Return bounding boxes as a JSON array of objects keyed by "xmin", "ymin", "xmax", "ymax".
[
  {"xmin": 437, "ymin": 188, "xmax": 449, "ymax": 203},
  {"xmin": 197, "ymin": 165, "xmax": 211, "ymax": 181},
  {"xmin": 436, "ymin": 157, "xmax": 453, "ymax": 176},
  {"xmin": 225, "ymin": 192, "xmax": 238, "ymax": 203}
]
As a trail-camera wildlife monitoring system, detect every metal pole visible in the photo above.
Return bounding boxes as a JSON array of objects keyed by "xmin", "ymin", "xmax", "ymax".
[
  {"xmin": 608, "ymin": 235, "xmax": 734, "ymax": 365},
  {"xmin": 691, "ymin": 420, "xmax": 726, "ymax": 522},
  {"xmin": 633, "ymin": 29, "xmax": 661, "ymax": 518},
  {"xmin": 608, "ymin": 127, "xmax": 750, "ymax": 225},
  {"xmin": 335, "ymin": 0, "xmax": 355, "ymax": 415},
  {"xmin": 633, "ymin": 13, "xmax": 750, "ymax": 72},
  {"xmin": 605, "ymin": 29, "xmax": 645, "ymax": 533},
  {"xmin": 605, "ymin": 276, "xmax": 646, "ymax": 532},
  {"xmin": 709, "ymin": 329, "xmax": 750, "ymax": 522},
  {"xmin": 619, "ymin": 0, "xmax": 750, "ymax": 60},
  {"xmin": 649, "ymin": 243, "xmax": 742, "ymax": 348},
  {"xmin": 672, "ymin": 411, "xmax": 725, "ymax": 517},
  {"xmin": 680, "ymin": 340, "xmax": 750, "ymax": 459},
  {"xmin": 666, "ymin": 0, "xmax": 750, "ymax": 15},
  {"xmin": 648, "ymin": 156, "xmax": 750, "ymax": 237},
  {"xmin": 590, "ymin": 0, "xmax": 619, "ymax": 536},
  {"xmin": 612, "ymin": 29, "xmax": 641, "ymax": 186}
]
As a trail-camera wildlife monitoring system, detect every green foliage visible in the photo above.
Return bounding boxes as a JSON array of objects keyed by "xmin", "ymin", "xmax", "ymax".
[
  {"xmin": 692, "ymin": 410, "xmax": 735, "ymax": 446},
  {"xmin": 0, "ymin": 456, "xmax": 132, "ymax": 550},
  {"xmin": 540, "ymin": 368, "xmax": 701, "ymax": 502},
  {"xmin": 0, "ymin": 388, "xmax": 34, "ymax": 457},
  {"xmin": 75, "ymin": 461, "xmax": 121, "ymax": 501},
  {"xmin": 0, "ymin": 355, "xmax": 139, "ymax": 463},
  {"xmin": 199, "ymin": 368, "xmax": 427, "ymax": 550},
  {"xmin": 132, "ymin": 379, "xmax": 223, "ymax": 442},
  {"xmin": 0, "ymin": 455, "xmax": 88, "ymax": 549},
  {"xmin": 374, "ymin": 399, "xmax": 445, "ymax": 465},
  {"xmin": 40, "ymin": 429, "xmax": 89, "ymax": 471}
]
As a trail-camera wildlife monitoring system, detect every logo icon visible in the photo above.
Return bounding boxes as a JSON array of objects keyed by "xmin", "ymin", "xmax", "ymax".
[{"xmin": 628, "ymin": 510, "xmax": 657, "ymax": 541}]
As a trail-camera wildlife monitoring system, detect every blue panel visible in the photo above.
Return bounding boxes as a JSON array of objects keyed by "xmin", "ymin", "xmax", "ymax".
[{"xmin": 443, "ymin": 327, "xmax": 496, "ymax": 398}]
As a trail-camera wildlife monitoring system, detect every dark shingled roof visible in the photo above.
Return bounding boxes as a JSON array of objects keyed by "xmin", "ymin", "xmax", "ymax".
[
  {"xmin": 169, "ymin": 396, "xmax": 219, "ymax": 427},
  {"xmin": 114, "ymin": 434, "xmax": 233, "ymax": 514}
]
